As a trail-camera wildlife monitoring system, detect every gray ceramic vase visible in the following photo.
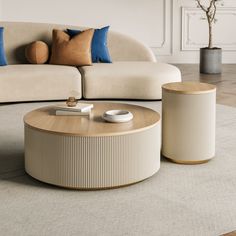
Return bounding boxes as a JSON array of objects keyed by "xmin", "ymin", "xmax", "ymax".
[{"xmin": 200, "ymin": 48, "xmax": 222, "ymax": 74}]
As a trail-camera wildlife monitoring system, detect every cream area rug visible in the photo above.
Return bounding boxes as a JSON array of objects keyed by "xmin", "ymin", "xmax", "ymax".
[{"xmin": 0, "ymin": 101, "xmax": 236, "ymax": 236}]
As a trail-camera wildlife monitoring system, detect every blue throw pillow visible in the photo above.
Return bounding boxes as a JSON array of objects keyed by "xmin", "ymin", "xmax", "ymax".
[
  {"xmin": 67, "ymin": 26, "xmax": 112, "ymax": 63},
  {"xmin": 0, "ymin": 27, "xmax": 7, "ymax": 66}
]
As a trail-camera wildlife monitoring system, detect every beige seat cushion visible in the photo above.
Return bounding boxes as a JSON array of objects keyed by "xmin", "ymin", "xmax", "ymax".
[
  {"xmin": 80, "ymin": 62, "xmax": 181, "ymax": 100},
  {"xmin": 50, "ymin": 29, "xmax": 94, "ymax": 66},
  {"xmin": 0, "ymin": 65, "xmax": 81, "ymax": 102}
]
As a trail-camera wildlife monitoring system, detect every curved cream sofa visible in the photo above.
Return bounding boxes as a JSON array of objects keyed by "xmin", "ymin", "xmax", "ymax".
[{"xmin": 0, "ymin": 21, "xmax": 181, "ymax": 102}]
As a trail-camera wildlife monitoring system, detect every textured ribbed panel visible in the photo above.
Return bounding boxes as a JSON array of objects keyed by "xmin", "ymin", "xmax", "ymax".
[
  {"xmin": 162, "ymin": 91, "xmax": 216, "ymax": 162},
  {"xmin": 25, "ymin": 124, "xmax": 160, "ymax": 189}
]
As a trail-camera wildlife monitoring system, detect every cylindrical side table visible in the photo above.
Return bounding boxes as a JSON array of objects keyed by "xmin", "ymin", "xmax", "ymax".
[{"xmin": 162, "ymin": 82, "xmax": 216, "ymax": 164}]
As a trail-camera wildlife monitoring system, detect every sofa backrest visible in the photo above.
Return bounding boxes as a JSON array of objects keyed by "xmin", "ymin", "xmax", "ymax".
[{"xmin": 0, "ymin": 21, "xmax": 156, "ymax": 64}]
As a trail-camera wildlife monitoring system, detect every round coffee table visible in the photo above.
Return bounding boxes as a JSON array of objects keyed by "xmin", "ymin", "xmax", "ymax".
[{"xmin": 24, "ymin": 102, "xmax": 161, "ymax": 189}]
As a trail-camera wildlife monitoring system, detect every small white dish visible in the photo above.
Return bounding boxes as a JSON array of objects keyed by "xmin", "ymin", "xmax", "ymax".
[{"xmin": 102, "ymin": 110, "xmax": 133, "ymax": 123}]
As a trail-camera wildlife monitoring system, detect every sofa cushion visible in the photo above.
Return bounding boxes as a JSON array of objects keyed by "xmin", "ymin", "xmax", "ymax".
[
  {"xmin": 25, "ymin": 41, "xmax": 49, "ymax": 64},
  {"xmin": 80, "ymin": 62, "xmax": 181, "ymax": 100},
  {"xmin": 67, "ymin": 26, "xmax": 112, "ymax": 63},
  {"xmin": 0, "ymin": 65, "xmax": 81, "ymax": 102},
  {"xmin": 0, "ymin": 27, "xmax": 7, "ymax": 66},
  {"xmin": 50, "ymin": 29, "xmax": 94, "ymax": 66}
]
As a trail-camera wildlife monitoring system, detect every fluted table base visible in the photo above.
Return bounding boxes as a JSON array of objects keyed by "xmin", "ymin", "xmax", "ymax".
[{"xmin": 25, "ymin": 124, "xmax": 160, "ymax": 189}]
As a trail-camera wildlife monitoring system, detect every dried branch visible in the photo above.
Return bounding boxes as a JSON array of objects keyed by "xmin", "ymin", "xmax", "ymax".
[
  {"xmin": 196, "ymin": 0, "xmax": 220, "ymax": 48},
  {"xmin": 196, "ymin": 0, "xmax": 207, "ymax": 12},
  {"xmin": 208, "ymin": 0, "xmax": 214, "ymax": 12},
  {"xmin": 211, "ymin": 1, "xmax": 217, "ymax": 23}
]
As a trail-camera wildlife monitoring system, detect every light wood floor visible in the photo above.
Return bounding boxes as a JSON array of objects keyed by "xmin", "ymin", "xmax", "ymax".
[
  {"xmin": 177, "ymin": 64, "xmax": 236, "ymax": 236},
  {"xmin": 176, "ymin": 64, "xmax": 236, "ymax": 108}
]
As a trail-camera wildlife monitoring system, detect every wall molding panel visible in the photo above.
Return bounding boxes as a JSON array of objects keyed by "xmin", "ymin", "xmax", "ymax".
[
  {"xmin": 150, "ymin": 0, "xmax": 173, "ymax": 56},
  {"xmin": 182, "ymin": 7, "xmax": 236, "ymax": 51}
]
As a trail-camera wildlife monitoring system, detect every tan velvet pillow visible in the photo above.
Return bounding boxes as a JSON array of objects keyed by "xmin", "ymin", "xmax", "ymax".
[
  {"xmin": 25, "ymin": 41, "xmax": 49, "ymax": 64},
  {"xmin": 50, "ymin": 29, "xmax": 94, "ymax": 66}
]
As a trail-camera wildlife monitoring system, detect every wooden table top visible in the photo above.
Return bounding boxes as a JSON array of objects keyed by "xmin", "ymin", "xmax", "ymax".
[
  {"xmin": 162, "ymin": 81, "xmax": 216, "ymax": 95},
  {"xmin": 24, "ymin": 102, "xmax": 160, "ymax": 136}
]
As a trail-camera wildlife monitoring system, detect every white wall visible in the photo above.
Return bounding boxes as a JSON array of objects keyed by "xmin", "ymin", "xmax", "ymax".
[
  {"xmin": 0, "ymin": 0, "xmax": 2, "ymax": 19},
  {"xmin": 1, "ymin": 0, "xmax": 236, "ymax": 63}
]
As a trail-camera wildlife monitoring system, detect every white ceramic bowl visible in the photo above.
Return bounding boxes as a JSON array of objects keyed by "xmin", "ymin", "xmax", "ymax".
[{"xmin": 102, "ymin": 110, "xmax": 133, "ymax": 123}]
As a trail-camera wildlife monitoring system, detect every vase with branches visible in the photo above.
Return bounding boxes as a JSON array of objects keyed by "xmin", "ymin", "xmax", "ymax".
[{"xmin": 196, "ymin": 0, "xmax": 223, "ymax": 74}]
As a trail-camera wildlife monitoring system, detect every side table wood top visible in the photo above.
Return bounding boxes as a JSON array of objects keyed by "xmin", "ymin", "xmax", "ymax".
[{"xmin": 162, "ymin": 81, "xmax": 216, "ymax": 95}]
